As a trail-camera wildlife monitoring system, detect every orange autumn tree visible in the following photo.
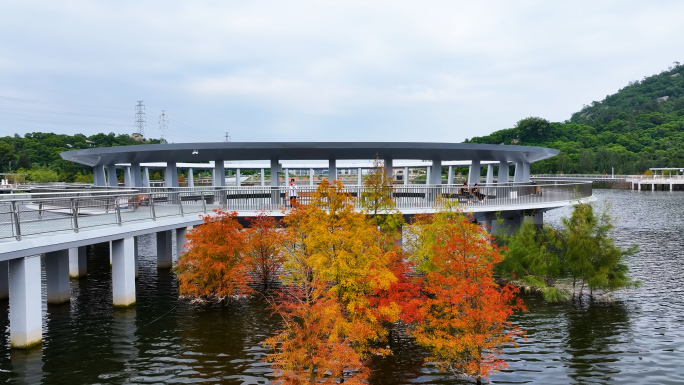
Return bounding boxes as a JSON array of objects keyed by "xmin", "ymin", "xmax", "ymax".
[
  {"xmin": 175, "ymin": 210, "xmax": 251, "ymax": 301},
  {"xmin": 407, "ymin": 207, "xmax": 526, "ymax": 384},
  {"xmin": 264, "ymin": 179, "xmax": 400, "ymax": 384},
  {"xmin": 244, "ymin": 213, "xmax": 285, "ymax": 291}
]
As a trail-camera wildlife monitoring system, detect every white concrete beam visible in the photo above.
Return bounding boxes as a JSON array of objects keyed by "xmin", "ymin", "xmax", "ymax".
[
  {"xmin": 9, "ymin": 255, "xmax": 42, "ymax": 348},
  {"xmin": 46, "ymin": 250, "xmax": 70, "ymax": 304},
  {"xmin": 111, "ymin": 238, "xmax": 136, "ymax": 307}
]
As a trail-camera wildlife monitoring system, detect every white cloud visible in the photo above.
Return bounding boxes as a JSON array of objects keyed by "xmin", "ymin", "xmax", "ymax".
[{"xmin": 1, "ymin": 0, "xmax": 684, "ymax": 142}]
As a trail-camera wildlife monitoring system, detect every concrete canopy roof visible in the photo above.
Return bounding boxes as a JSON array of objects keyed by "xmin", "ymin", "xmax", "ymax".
[{"xmin": 60, "ymin": 142, "xmax": 559, "ymax": 167}]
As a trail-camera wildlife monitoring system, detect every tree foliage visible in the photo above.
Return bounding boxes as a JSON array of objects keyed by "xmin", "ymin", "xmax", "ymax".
[
  {"xmin": 469, "ymin": 62, "xmax": 684, "ymax": 175},
  {"xmin": 496, "ymin": 203, "xmax": 639, "ymax": 301}
]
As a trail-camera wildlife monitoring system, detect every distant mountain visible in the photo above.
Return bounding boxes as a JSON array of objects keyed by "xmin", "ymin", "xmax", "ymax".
[{"xmin": 468, "ymin": 62, "xmax": 684, "ymax": 175}]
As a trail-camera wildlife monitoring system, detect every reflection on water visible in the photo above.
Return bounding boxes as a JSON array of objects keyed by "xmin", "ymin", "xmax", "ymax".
[{"xmin": 0, "ymin": 189, "xmax": 683, "ymax": 384}]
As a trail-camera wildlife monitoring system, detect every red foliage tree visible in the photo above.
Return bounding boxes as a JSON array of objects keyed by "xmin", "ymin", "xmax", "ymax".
[{"xmin": 245, "ymin": 213, "xmax": 285, "ymax": 291}]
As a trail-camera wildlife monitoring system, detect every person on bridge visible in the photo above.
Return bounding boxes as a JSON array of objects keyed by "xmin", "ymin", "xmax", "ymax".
[{"xmin": 288, "ymin": 178, "xmax": 298, "ymax": 207}]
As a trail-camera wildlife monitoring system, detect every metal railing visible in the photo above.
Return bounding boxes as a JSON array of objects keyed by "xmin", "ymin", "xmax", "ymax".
[{"xmin": 0, "ymin": 182, "xmax": 591, "ymax": 241}]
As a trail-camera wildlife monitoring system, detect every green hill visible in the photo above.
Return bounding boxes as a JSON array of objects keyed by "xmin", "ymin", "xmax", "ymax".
[
  {"xmin": 0, "ymin": 132, "xmax": 162, "ymax": 182},
  {"xmin": 468, "ymin": 62, "xmax": 684, "ymax": 175}
]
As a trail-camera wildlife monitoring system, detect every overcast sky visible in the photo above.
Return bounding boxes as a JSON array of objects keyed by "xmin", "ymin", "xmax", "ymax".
[{"xmin": 1, "ymin": 1, "xmax": 682, "ymax": 143}]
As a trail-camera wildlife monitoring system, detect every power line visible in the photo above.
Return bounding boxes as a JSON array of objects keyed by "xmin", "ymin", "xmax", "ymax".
[{"xmin": 134, "ymin": 100, "xmax": 146, "ymax": 137}]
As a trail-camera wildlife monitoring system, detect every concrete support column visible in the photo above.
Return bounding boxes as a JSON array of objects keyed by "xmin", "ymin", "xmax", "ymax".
[
  {"xmin": 430, "ymin": 160, "xmax": 442, "ymax": 185},
  {"xmin": 270, "ymin": 159, "xmax": 281, "ymax": 187},
  {"xmin": 486, "ymin": 165, "xmax": 494, "ymax": 184},
  {"xmin": 521, "ymin": 162, "xmax": 530, "ymax": 182},
  {"xmin": 94, "ymin": 165, "xmax": 106, "ymax": 186},
  {"xmin": 236, "ymin": 168, "xmax": 241, "ymax": 187},
  {"xmin": 329, "ymin": 159, "xmax": 337, "ymax": 181},
  {"xmin": 0, "ymin": 261, "xmax": 8, "ymax": 300},
  {"xmin": 134, "ymin": 236, "xmax": 139, "ymax": 279},
  {"xmin": 498, "ymin": 161, "xmax": 509, "ymax": 184},
  {"xmin": 447, "ymin": 166, "xmax": 453, "ymax": 185},
  {"xmin": 532, "ymin": 211, "xmax": 544, "ymax": 226},
  {"xmin": 142, "ymin": 167, "xmax": 150, "ymax": 188},
  {"xmin": 384, "ymin": 158, "xmax": 393, "ymax": 183},
  {"xmin": 123, "ymin": 166, "xmax": 133, "ymax": 188},
  {"xmin": 514, "ymin": 162, "xmax": 523, "ymax": 183},
  {"xmin": 69, "ymin": 246, "xmax": 87, "ymax": 279},
  {"xmin": 108, "ymin": 164, "xmax": 118, "ymax": 187},
  {"xmin": 261, "ymin": 168, "xmax": 266, "ymax": 186},
  {"xmin": 111, "ymin": 237, "xmax": 136, "ymax": 307},
  {"xmin": 177, "ymin": 227, "xmax": 188, "ymax": 258},
  {"xmin": 310, "ymin": 168, "xmax": 315, "ymax": 186},
  {"xmin": 9, "ymin": 256, "xmax": 42, "ymax": 348},
  {"xmin": 491, "ymin": 213, "xmax": 523, "ymax": 237},
  {"xmin": 357, "ymin": 168, "xmax": 362, "ymax": 185},
  {"xmin": 404, "ymin": 166, "xmax": 409, "ymax": 185},
  {"xmin": 131, "ymin": 163, "xmax": 142, "ymax": 187},
  {"xmin": 164, "ymin": 163, "xmax": 178, "ymax": 188},
  {"xmin": 187, "ymin": 168, "xmax": 194, "ymax": 188},
  {"xmin": 285, "ymin": 168, "xmax": 290, "ymax": 183},
  {"xmin": 213, "ymin": 161, "xmax": 225, "ymax": 186},
  {"xmin": 156, "ymin": 230, "xmax": 173, "ymax": 269},
  {"xmin": 46, "ymin": 250, "xmax": 70, "ymax": 304},
  {"xmin": 468, "ymin": 160, "xmax": 481, "ymax": 185}
]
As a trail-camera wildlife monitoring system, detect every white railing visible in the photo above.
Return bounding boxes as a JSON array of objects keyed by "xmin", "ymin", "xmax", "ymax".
[{"xmin": 0, "ymin": 182, "xmax": 592, "ymax": 241}]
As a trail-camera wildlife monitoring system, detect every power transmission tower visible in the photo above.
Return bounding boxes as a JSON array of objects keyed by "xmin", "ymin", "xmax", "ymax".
[
  {"xmin": 159, "ymin": 110, "xmax": 168, "ymax": 143},
  {"xmin": 224, "ymin": 132, "xmax": 231, "ymax": 142},
  {"xmin": 134, "ymin": 101, "xmax": 146, "ymax": 137}
]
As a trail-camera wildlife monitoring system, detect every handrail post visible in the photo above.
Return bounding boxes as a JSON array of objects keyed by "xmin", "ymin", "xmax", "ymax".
[
  {"xmin": 150, "ymin": 194, "xmax": 157, "ymax": 221},
  {"xmin": 71, "ymin": 198, "xmax": 80, "ymax": 233},
  {"xmin": 11, "ymin": 201, "xmax": 21, "ymax": 240},
  {"xmin": 115, "ymin": 200, "xmax": 122, "ymax": 226},
  {"xmin": 201, "ymin": 191, "xmax": 207, "ymax": 213}
]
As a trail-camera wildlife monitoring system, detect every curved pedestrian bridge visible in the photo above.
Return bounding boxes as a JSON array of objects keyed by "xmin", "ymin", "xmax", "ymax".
[{"xmin": 0, "ymin": 181, "xmax": 591, "ymax": 244}]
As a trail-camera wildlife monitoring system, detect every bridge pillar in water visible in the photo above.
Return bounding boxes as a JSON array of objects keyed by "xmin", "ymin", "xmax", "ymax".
[
  {"xmin": 156, "ymin": 230, "xmax": 173, "ymax": 269},
  {"xmin": 187, "ymin": 167, "xmax": 194, "ymax": 188},
  {"xmin": 491, "ymin": 213, "xmax": 523, "ymax": 237},
  {"xmin": 177, "ymin": 227, "xmax": 188, "ymax": 258},
  {"xmin": 69, "ymin": 246, "xmax": 87, "ymax": 279},
  {"xmin": 111, "ymin": 237, "xmax": 136, "ymax": 307},
  {"xmin": 107, "ymin": 164, "xmax": 118, "ymax": 187},
  {"xmin": 213, "ymin": 161, "xmax": 225, "ymax": 187},
  {"xmin": 134, "ymin": 236, "xmax": 139, "ymax": 279},
  {"xmin": 468, "ymin": 160, "xmax": 481, "ymax": 185},
  {"xmin": 46, "ymin": 250, "xmax": 70, "ymax": 305},
  {"xmin": 165, "ymin": 163, "xmax": 179, "ymax": 188},
  {"xmin": 131, "ymin": 163, "xmax": 142, "ymax": 187},
  {"xmin": 498, "ymin": 161, "xmax": 509, "ymax": 184},
  {"xmin": 486, "ymin": 165, "xmax": 494, "ymax": 184},
  {"xmin": 9, "ymin": 255, "xmax": 42, "ymax": 349},
  {"xmin": 0, "ymin": 261, "xmax": 8, "ymax": 300},
  {"xmin": 94, "ymin": 165, "xmax": 106, "ymax": 187}
]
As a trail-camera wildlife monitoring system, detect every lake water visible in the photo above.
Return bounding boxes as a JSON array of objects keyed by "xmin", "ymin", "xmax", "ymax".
[{"xmin": 0, "ymin": 189, "xmax": 683, "ymax": 384}]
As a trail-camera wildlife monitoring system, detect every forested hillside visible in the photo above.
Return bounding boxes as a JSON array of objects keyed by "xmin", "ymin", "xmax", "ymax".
[
  {"xmin": 0, "ymin": 132, "xmax": 161, "ymax": 182},
  {"xmin": 469, "ymin": 62, "xmax": 684, "ymax": 175}
]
